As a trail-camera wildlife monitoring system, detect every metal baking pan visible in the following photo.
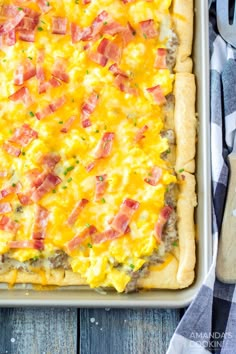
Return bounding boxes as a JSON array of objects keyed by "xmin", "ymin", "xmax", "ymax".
[{"xmin": 0, "ymin": 0, "xmax": 212, "ymax": 307}]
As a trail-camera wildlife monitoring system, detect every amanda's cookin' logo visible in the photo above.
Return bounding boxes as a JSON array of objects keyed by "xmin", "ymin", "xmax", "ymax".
[{"xmin": 190, "ymin": 332, "xmax": 233, "ymax": 350}]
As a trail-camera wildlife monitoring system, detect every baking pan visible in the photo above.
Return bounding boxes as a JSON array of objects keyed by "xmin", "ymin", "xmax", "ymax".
[{"xmin": 0, "ymin": 0, "xmax": 212, "ymax": 307}]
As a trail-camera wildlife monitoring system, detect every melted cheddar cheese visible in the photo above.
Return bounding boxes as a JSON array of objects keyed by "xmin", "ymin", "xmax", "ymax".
[{"xmin": 0, "ymin": 0, "xmax": 177, "ymax": 292}]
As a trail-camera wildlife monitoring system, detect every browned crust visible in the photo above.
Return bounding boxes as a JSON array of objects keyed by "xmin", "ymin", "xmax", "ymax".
[
  {"xmin": 0, "ymin": 269, "xmax": 87, "ymax": 286},
  {"xmin": 174, "ymin": 73, "xmax": 197, "ymax": 173},
  {"xmin": 139, "ymin": 73, "xmax": 197, "ymax": 289},
  {"xmin": 176, "ymin": 172, "xmax": 196, "ymax": 287},
  {"xmin": 172, "ymin": 0, "xmax": 194, "ymax": 73},
  {"xmin": 138, "ymin": 173, "xmax": 196, "ymax": 289}
]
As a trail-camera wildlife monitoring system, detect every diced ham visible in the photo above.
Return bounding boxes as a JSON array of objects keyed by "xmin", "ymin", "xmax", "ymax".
[
  {"xmin": 92, "ymin": 226, "xmax": 130, "ymax": 244},
  {"xmin": 102, "ymin": 20, "xmax": 135, "ymax": 45},
  {"xmin": 36, "ymin": 67, "xmax": 45, "ymax": 82},
  {"xmin": 21, "ymin": 59, "xmax": 36, "ymax": 81},
  {"xmin": 35, "ymin": 105, "xmax": 53, "ymax": 120},
  {"xmin": 81, "ymin": 91, "xmax": 99, "ymax": 128},
  {"xmin": 67, "ymin": 199, "xmax": 89, "ymax": 226},
  {"xmin": 39, "ymin": 153, "xmax": 61, "ymax": 171},
  {"xmin": 60, "ymin": 116, "xmax": 76, "ymax": 133},
  {"xmin": 0, "ymin": 216, "xmax": 19, "ymax": 233},
  {"xmin": 82, "ymin": 0, "xmax": 91, "ymax": 4},
  {"xmin": 71, "ymin": 11, "xmax": 109, "ymax": 43},
  {"xmin": 71, "ymin": 23, "xmax": 84, "ymax": 43},
  {"xmin": 38, "ymin": 81, "xmax": 49, "ymax": 94},
  {"xmin": 0, "ymin": 182, "xmax": 21, "ymax": 200},
  {"xmin": 1, "ymin": 5, "xmax": 40, "ymax": 18},
  {"xmin": 31, "ymin": 173, "xmax": 61, "ymax": 202},
  {"xmin": 83, "ymin": 42, "xmax": 92, "ymax": 51},
  {"xmin": 25, "ymin": 171, "xmax": 50, "ymax": 204},
  {"xmin": 49, "ymin": 95, "xmax": 66, "ymax": 112},
  {"xmin": 92, "ymin": 228, "xmax": 119, "ymax": 244},
  {"xmin": 134, "ymin": 125, "xmax": 148, "ymax": 143},
  {"xmin": 84, "ymin": 43, "xmax": 92, "ymax": 51},
  {"xmin": 0, "ymin": 9, "xmax": 25, "ymax": 35},
  {"xmin": 78, "ymin": 27, "xmax": 93, "ymax": 42},
  {"xmin": 49, "ymin": 77, "xmax": 61, "ymax": 87},
  {"xmin": 144, "ymin": 166, "xmax": 162, "ymax": 186},
  {"xmin": 36, "ymin": 80, "xmax": 53, "ymax": 94},
  {"xmin": 139, "ymin": 19, "xmax": 158, "ymax": 39},
  {"xmin": 88, "ymin": 51, "xmax": 108, "ymax": 67},
  {"xmin": 102, "ymin": 21, "xmax": 126, "ymax": 36},
  {"xmin": 14, "ymin": 6, "xmax": 40, "ymax": 19},
  {"xmin": 81, "ymin": 117, "xmax": 91, "ymax": 130},
  {"xmin": 94, "ymin": 132, "xmax": 115, "ymax": 159},
  {"xmin": 114, "ymin": 74, "xmax": 138, "ymax": 95},
  {"xmin": 26, "ymin": 168, "xmax": 45, "ymax": 187},
  {"xmin": 52, "ymin": 16, "xmax": 67, "ymax": 35},
  {"xmin": 86, "ymin": 161, "xmax": 96, "ymax": 172},
  {"xmin": 8, "ymin": 240, "xmax": 44, "ymax": 250},
  {"xmin": 18, "ymin": 30, "xmax": 35, "ymax": 42},
  {"xmin": 110, "ymin": 198, "xmax": 139, "ymax": 234},
  {"xmin": 146, "ymin": 85, "xmax": 166, "ymax": 105},
  {"xmin": 17, "ymin": 16, "xmax": 39, "ymax": 31},
  {"xmin": 3, "ymin": 29, "xmax": 16, "ymax": 46},
  {"xmin": 66, "ymin": 225, "xmax": 97, "ymax": 252},
  {"xmin": 120, "ymin": 22, "xmax": 136, "ymax": 45},
  {"xmin": 17, "ymin": 192, "xmax": 33, "ymax": 206},
  {"xmin": 124, "ymin": 198, "xmax": 140, "ymax": 210},
  {"xmin": 91, "ymin": 10, "xmax": 109, "ymax": 37},
  {"xmin": 14, "ymin": 59, "xmax": 36, "ymax": 85},
  {"xmin": 154, "ymin": 48, "xmax": 167, "ymax": 69},
  {"xmin": 95, "ymin": 174, "xmax": 108, "ymax": 201},
  {"xmin": 37, "ymin": 0, "xmax": 52, "ymax": 13},
  {"xmin": 97, "ymin": 38, "xmax": 122, "ymax": 62},
  {"xmin": 154, "ymin": 205, "xmax": 173, "ymax": 242},
  {"xmin": 0, "ymin": 203, "xmax": 12, "ymax": 214},
  {"xmin": 9, "ymin": 124, "xmax": 38, "ymax": 147},
  {"xmin": 0, "ymin": 5, "xmax": 19, "ymax": 17},
  {"xmin": 122, "ymin": 0, "xmax": 135, "ymax": 3},
  {"xmin": 109, "ymin": 63, "xmax": 128, "ymax": 78},
  {"xmin": 9, "ymin": 87, "xmax": 33, "ymax": 106},
  {"xmin": 36, "ymin": 95, "xmax": 66, "ymax": 120},
  {"xmin": 2, "ymin": 143, "xmax": 21, "ymax": 157},
  {"xmin": 38, "ymin": 79, "xmax": 48, "ymax": 93},
  {"xmin": 32, "ymin": 205, "xmax": 49, "ymax": 240},
  {"xmin": 52, "ymin": 57, "xmax": 70, "ymax": 83}
]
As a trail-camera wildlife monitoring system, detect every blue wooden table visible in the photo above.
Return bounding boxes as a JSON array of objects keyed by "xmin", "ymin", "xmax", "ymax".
[{"xmin": 0, "ymin": 308, "xmax": 182, "ymax": 353}]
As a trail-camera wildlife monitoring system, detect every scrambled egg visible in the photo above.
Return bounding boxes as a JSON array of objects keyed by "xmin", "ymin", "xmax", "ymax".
[{"xmin": 0, "ymin": 0, "xmax": 176, "ymax": 292}]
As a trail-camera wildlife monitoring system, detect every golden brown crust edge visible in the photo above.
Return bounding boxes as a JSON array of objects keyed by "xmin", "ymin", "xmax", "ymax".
[
  {"xmin": 138, "ymin": 173, "xmax": 196, "ymax": 289},
  {"xmin": 176, "ymin": 172, "xmax": 196, "ymax": 287},
  {"xmin": 0, "ymin": 269, "xmax": 87, "ymax": 286},
  {"xmin": 174, "ymin": 73, "xmax": 197, "ymax": 174},
  {"xmin": 174, "ymin": 72, "xmax": 197, "ymax": 288},
  {"xmin": 172, "ymin": 0, "xmax": 194, "ymax": 73},
  {"xmin": 140, "ymin": 73, "xmax": 197, "ymax": 289}
]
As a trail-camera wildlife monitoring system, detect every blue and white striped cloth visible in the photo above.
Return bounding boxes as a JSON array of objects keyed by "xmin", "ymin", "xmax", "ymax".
[{"xmin": 167, "ymin": 1, "xmax": 236, "ymax": 353}]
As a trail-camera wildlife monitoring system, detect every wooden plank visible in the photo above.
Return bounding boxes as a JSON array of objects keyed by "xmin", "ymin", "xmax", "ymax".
[
  {"xmin": 0, "ymin": 308, "xmax": 78, "ymax": 354},
  {"xmin": 80, "ymin": 308, "xmax": 181, "ymax": 354}
]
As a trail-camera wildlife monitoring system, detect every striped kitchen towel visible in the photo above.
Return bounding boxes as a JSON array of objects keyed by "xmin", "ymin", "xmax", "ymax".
[{"xmin": 167, "ymin": 1, "xmax": 236, "ymax": 353}]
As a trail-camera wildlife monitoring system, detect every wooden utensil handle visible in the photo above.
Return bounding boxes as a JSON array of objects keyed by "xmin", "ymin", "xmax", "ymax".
[{"xmin": 216, "ymin": 154, "xmax": 236, "ymax": 283}]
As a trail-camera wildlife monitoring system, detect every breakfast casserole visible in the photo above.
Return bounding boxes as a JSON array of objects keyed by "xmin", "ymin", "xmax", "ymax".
[{"xmin": 0, "ymin": 0, "xmax": 196, "ymax": 293}]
